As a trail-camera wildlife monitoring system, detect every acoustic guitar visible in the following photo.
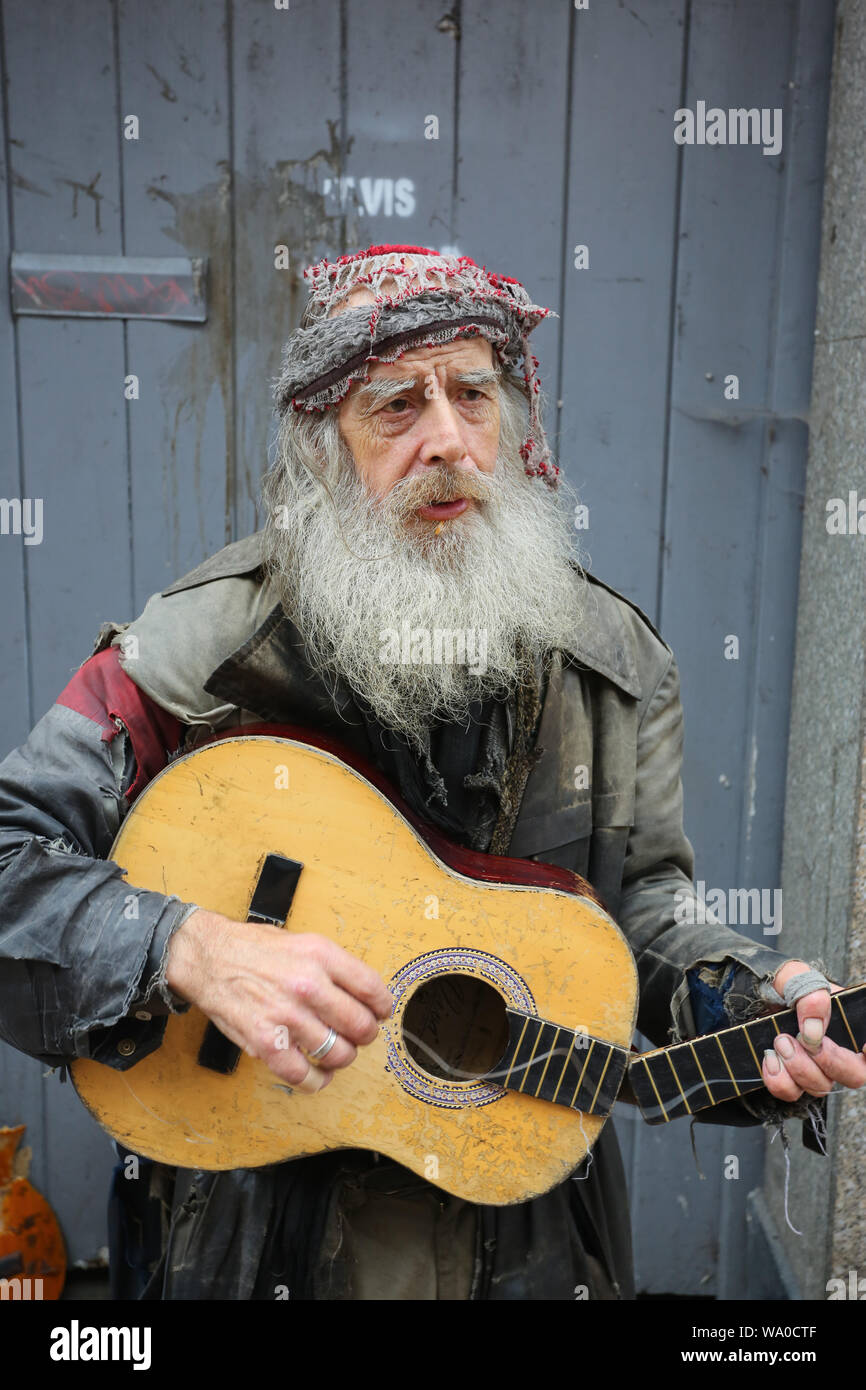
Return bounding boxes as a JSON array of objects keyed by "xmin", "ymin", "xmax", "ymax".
[{"xmin": 70, "ymin": 727, "xmax": 866, "ymax": 1206}]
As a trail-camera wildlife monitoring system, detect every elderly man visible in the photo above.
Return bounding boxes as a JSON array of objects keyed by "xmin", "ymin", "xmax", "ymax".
[{"xmin": 0, "ymin": 244, "xmax": 862, "ymax": 1302}]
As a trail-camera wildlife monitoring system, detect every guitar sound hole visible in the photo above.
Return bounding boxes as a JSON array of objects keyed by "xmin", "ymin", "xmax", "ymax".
[{"xmin": 401, "ymin": 975, "xmax": 509, "ymax": 1083}]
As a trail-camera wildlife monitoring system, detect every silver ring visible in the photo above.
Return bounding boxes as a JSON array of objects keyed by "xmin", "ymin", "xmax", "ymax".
[{"xmin": 307, "ymin": 1026, "xmax": 338, "ymax": 1061}]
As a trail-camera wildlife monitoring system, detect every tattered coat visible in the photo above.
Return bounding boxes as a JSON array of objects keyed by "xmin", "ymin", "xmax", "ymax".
[{"xmin": 0, "ymin": 531, "xmax": 792, "ymax": 1299}]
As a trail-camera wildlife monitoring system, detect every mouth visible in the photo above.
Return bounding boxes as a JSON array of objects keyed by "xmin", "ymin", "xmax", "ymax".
[{"xmin": 415, "ymin": 498, "xmax": 470, "ymax": 522}]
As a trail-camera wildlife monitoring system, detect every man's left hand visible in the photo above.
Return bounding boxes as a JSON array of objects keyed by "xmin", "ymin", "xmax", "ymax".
[{"xmin": 761, "ymin": 958, "xmax": 866, "ymax": 1101}]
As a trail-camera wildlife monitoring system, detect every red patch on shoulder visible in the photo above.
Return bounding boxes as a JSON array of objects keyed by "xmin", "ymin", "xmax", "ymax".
[{"xmin": 56, "ymin": 647, "xmax": 182, "ymax": 803}]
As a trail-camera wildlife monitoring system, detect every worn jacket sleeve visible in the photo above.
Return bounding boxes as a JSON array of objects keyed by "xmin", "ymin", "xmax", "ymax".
[
  {"xmin": 617, "ymin": 647, "xmax": 791, "ymax": 1049},
  {"xmin": 0, "ymin": 649, "xmax": 198, "ymax": 1069}
]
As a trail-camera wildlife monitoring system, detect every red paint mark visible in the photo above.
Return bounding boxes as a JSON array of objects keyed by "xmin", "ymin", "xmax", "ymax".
[{"xmin": 13, "ymin": 271, "xmax": 194, "ymax": 316}]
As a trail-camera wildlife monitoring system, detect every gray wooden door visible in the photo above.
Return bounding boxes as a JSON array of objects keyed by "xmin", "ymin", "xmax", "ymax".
[{"xmin": 0, "ymin": 0, "xmax": 836, "ymax": 1294}]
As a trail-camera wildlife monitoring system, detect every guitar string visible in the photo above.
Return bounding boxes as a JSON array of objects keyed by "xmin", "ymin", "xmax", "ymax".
[{"xmin": 399, "ymin": 1025, "xmax": 619, "ymax": 1099}]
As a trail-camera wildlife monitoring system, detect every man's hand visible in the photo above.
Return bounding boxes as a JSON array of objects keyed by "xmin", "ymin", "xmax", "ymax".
[
  {"xmin": 165, "ymin": 908, "xmax": 393, "ymax": 1094},
  {"xmin": 761, "ymin": 958, "xmax": 866, "ymax": 1101}
]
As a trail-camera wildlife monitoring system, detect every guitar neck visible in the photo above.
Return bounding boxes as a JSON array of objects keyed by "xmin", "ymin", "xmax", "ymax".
[
  {"xmin": 490, "ymin": 1009, "xmax": 630, "ymax": 1117},
  {"xmin": 629, "ymin": 984, "xmax": 866, "ymax": 1124}
]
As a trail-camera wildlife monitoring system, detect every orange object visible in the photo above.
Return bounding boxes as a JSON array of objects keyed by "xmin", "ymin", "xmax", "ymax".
[{"xmin": 0, "ymin": 1125, "xmax": 66, "ymax": 1300}]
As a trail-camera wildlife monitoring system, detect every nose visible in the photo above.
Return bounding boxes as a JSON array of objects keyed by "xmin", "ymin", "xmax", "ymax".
[{"xmin": 416, "ymin": 390, "xmax": 469, "ymax": 470}]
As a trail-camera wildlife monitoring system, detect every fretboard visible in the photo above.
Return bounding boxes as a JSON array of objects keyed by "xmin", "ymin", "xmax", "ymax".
[
  {"xmin": 628, "ymin": 984, "xmax": 866, "ymax": 1124},
  {"xmin": 486, "ymin": 1008, "xmax": 630, "ymax": 1117}
]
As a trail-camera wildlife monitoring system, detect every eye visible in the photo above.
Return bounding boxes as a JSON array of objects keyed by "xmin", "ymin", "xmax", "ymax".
[
  {"xmin": 383, "ymin": 397, "xmax": 411, "ymax": 413},
  {"xmin": 460, "ymin": 388, "xmax": 485, "ymax": 403}
]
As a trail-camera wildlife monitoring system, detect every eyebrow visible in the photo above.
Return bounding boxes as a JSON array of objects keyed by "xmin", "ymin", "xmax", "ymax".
[{"xmin": 355, "ymin": 366, "xmax": 501, "ymax": 415}]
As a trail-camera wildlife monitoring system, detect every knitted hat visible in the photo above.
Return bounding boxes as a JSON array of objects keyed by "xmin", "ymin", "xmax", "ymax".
[{"xmin": 272, "ymin": 244, "xmax": 559, "ymax": 485}]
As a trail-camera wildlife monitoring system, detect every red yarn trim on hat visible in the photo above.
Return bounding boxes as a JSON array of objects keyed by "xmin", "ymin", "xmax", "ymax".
[{"xmin": 333, "ymin": 245, "xmax": 479, "ymax": 267}]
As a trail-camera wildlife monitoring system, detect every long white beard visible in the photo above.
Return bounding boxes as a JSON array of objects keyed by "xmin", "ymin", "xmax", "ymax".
[{"xmin": 263, "ymin": 440, "xmax": 586, "ymax": 748}]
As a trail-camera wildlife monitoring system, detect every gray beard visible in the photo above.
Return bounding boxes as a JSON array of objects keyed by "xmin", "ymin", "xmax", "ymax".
[{"xmin": 263, "ymin": 447, "xmax": 587, "ymax": 748}]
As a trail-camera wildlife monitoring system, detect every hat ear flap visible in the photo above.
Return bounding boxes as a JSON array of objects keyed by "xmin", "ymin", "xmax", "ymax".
[{"xmin": 517, "ymin": 332, "xmax": 560, "ymax": 486}]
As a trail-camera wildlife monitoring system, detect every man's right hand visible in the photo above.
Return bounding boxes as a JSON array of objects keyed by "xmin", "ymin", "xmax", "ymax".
[{"xmin": 164, "ymin": 908, "xmax": 393, "ymax": 1093}]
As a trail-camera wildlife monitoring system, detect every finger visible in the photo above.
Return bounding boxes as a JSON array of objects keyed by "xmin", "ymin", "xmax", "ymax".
[
  {"xmin": 289, "ymin": 964, "xmax": 384, "ymax": 1046},
  {"xmin": 293, "ymin": 1060, "xmax": 332, "ymax": 1095},
  {"xmin": 299, "ymin": 935, "xmax": 394, "ymax": 1019},
  {"xmin": 794, "ymin": 989, "xmax": 832, "ymax": 1053},
  {"xmin": 794, "ymin": 1034, "xmax": 866, "ymax": 1090},
  {"xmin": 246, "ymin": 1036, "xmax": 333, "ymax": 1092},
  {"xmin": 761, "ymin": 1048, "xmax": 803, "ymax": 1102},
  {"xmin": 267, "ymin": 1011, "xmax": 357, "ymax": 1071},
  {"xmin": 772, "ymin": 1033, "xmax": 834, "ymax": 1095}
]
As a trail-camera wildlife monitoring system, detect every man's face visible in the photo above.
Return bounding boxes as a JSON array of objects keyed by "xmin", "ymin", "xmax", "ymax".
[
  {"xmin": 263, "ymin": 309, "xmax": 583, "ymax": 744},
  {"xmin": 337, "ymin": 337, "xmax": 501, "ymax": 522}
]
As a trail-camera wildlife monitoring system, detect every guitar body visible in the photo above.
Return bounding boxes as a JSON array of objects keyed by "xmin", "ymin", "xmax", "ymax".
[{"xmin": 71, "ymin": 731, "xmax": 638, "ymax": 1205}]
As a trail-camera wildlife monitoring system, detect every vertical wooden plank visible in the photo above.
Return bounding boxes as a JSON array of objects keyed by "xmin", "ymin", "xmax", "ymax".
[
  {"xmin": 117, "ymin": 0, "xmax": 235, "ymax": 603},
  {"xmin": 2, "ymin": 0, "xmax": 127, "ymax": 1262},
  {"xmin": 0, "ymin": 6, "xmax": 30, "ymax": 750},
  {"xmin": 5, "ymin": 0, "xmax": 130, "ymax": 713},
  {"xmin": 455, "ymin": 1, "xmax": 572, "ymax": 425},
  {"xmin": 662, "ymin": 0, "xmax": 801, "ymax": 887},
  {"xmin": 0, "ymin": 7, "xmax": 44, "ymax": 1232},
  {"xmin": 231, "ymin": 0, "xmax": 346, "ymax": 535},
  {"xmin": 737, "ymin": 0, "xmax": 837, "ymax": 908},
  {"xmin": 558, "ymin": 1, "xmax": 687, "ymax": 610},
  {"xmin": 343, "ymin": 0, "xmax": 456, "ymax": 250}
]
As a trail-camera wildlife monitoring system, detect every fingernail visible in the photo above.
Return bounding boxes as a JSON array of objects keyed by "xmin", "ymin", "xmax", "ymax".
[
  {"xmin": 775, "ymin": 1035, "xmax": 795, "ymax": 1058},
  {"xmin": 801, "ymin": 1017, "xmax": 824, "ymax": 1048},
  {"xmin": 764, "ymin": 1049, "xmax": 781, "ymax": 1075}
]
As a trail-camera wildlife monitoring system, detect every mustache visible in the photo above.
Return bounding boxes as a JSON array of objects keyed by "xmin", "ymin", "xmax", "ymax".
[{"xmin": 381, "ymin": 465, "xmax": 495, "ymax": 522}]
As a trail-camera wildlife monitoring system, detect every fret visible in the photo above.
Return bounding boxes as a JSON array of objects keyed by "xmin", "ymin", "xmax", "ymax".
[
  {"xmin": 592, "ymin": 1043, "xmax": 626, "ymax": 1114},
  {"xmin": 739, "ymin": 1024, "xmax": 763, "ymax": 1077},
  {"xmin": 568, "ymin": 1040, "xmax": 596, "ymax": 1108},
  {"xmin": 717, "ymin": 1027, "xmax": 764, "ymax": 1088},
  {"xmin": 574, "ymin": 1039, "xmax": 614, "ymax": 1113},
  {"xmin": 549, "ymin": 1033, "xmax": 578, "ymax": 1105},
  {"xmin": 533, "ymin": 1026, "xmax": 561, "ymax": 1098},
  {"xmin": 834, "ymin": 997, "xmax": 857, "ymax": 1051},
  {"xmin": 516, "ymin": 1019, "xmax": 546, "ymax": 1093},
  {"xmin": 500, "ymin": 1014, "xmax": 530, "ymax": 1088},
  {"xmin": 824, "ymin": 994, "xmax": 866, "ymax": 1051},
  {"xmin": 539, "ymin": 1025, "xmax": 590, "ymax": 1107},
  {"xmin": 666, "ymin": 1045, "xmax": 713, "ymax": 1116},
  {"xmin": 589, "ymin": 1047, "xmax": 615, "ymax": 1113},
  {"xmin": 525, "ymin": 1019, "xmax": 565, "ymax": 1096},
  {"xmin": 692, "ymin": 1034, "xmax": 738, "ymax": 1105},
  {"xmin": 664, "ymin": 1050, "xmax": 692, "ymax": 1115},
  {"xmin": 733, "ymin": 1015, "xmax": 782, "ymax": 1059},
  {"xmin": 688, "ymin": 1042, "xmax": 716, "ymax": 1106},
  {"xmin": 632, "ymin": 1053, "xmax": 673, "ymax": 1121},
  {"xmin": 714, "ymin": 1034, "xmax": 740, "ymax": 1094}
]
